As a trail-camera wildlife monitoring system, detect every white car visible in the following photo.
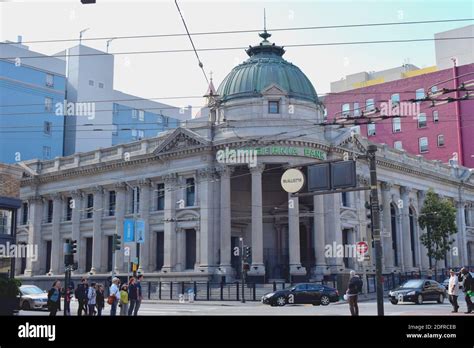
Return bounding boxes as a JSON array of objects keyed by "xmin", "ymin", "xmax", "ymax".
[{"xmin": 19, "ymin": 285, "xmax": 49, "ymax": 310}]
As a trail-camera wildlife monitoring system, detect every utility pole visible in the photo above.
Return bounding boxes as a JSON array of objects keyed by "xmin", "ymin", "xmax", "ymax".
[
  {"xmin": 367, "ymin": 144, "xmax": 384, "ymax": 316},
  {"xmin": 240, "ymin": 238, "xmax": 245, "ymax": 303}
]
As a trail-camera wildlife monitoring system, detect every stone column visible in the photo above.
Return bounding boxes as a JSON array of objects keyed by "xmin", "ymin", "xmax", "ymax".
[
  {"xmin": 162, "ymin": 174, "xmax": 177, "ymax": 273},
  {"xmin": 312, "ymin": 194, "xmax": 326, "ymax": 280},
  {"xmin": 417, "ymin": 190, "xmax": 430, "ymax": 270},
  {"xmin": 217, "ymin": 165, "xmax": 234, "ymax": 278},
  {"xmin": 176, "ymin": 228, "xmax": 185, "ymax": 271},
  {"xmin": 456, "ymin": 200, "xmax": 468, "ymax": 266},
  {"xmin": 91, "ymin": 186, "xmax": 104, "ymax": 274},
  {"xmin": 114, "ymin": 183, "xmax": 127, "ymax": 274},
  {"xmin": 324, "ymin": 192, "xmax": 343, "ymax": 273},
  {"xmin": 138, "ymin": 179, "xmax": 151, "ymax": 273},
  {"xmin": 50, "ymin": 193, "xmax": 63, "ymax": 275},
  {"xmin": 400, "ymin": 186, "xmax": 412, "ymax": 271},
  {"xmin": 248, "ymin": 163, "xmax": 265, "ymax": 276},
  {"xmin": 70, "ymin": 190, "xmax": 83, "ymax": 273},
  {"xmin": 288, "ymin": 193, "xmax": 306, "ymax": 276},
  {"xmin": 24, "ymin": 196, "xmax": 43, "ymax": 276},
  {"xmin": 194, "ymin": 227, "xmax": 201, "ymax": 270},
  {"xmin": 381, "ymin": 182, "xmax": 394, "ymax": 272},
  {"xmin": 198, "ymin": 168, "xmax": 215, "ymax": 272}
]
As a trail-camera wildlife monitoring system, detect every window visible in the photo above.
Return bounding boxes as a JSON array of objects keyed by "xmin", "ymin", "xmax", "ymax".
[
  {"xmin": 44, "ymin": 97, "xmax": 53, "ymax": 111},
  {"xmin": 186, "ymin": 178, "xmax": 195, "ymax": 207},
  {"xmin": 268, "ymin": 101, "xmax": 280, "ymax": 114},
  {"xmin": 394, "ymin": 141, "xmax": 403, "ymax": 150},
  {"xmin": 341, "ymin": 192, "xmax": 350, "ymax": 207},
  {"xmin": 157, "ymin": 115, "xmax": 163, "ymax": 123},
  {"xmin": 367, "ymin": 123, "xmax": 376, "ymax": 136},
  {"xmin": 66, "ymin": 197, "xmax": 72, "ymax": 221},
  {"xmin": 46, "ymin": 200, "xmax": 53, "ymax": 223},
  {"xmin": 132, "ymin": 109, "xmax": 138, "ymax": 119},
  {"xmin": 391, "ymin": 93, "xmax": 400, "ymax": 106},
  {"xmin": 131, "ymin": 129, "xmax": 137, "ymax": 137},
  {"xmin": 156, "ymin": 183, "xmax": 165, "ymax": 211},
  {"xmin": 89, "ymin": 80, "xmax": 94, "ymax": 86},
  {"xmin": 46, "ymin": 73, "xmax": 54, "ymax": 87},
  {"xmin": 137, "ymin": 130, "xmax": 144, "ymax": 139},
  {"xmin": 419, "ymin": 137, "xmax": 428, "ymax": 153},
  {"xmin": 108, "ymin": 191, "xmax": 116, "ymax": 216},
  {"xmin": 416, "ymin": 88, "xmax": 425, "ymax": 101},
  {"xmin": 86, "ymin": 194, "xmax": 94, "ymax": 219},
  {"xmin": 433, "ymin": 110, "xmax": 439, "ymax": 123},
  {"xmin": 342, "ymin": 103, "xmax": 351, "ymax": 117},
  {"xmin": 131, "ymin": 187, "xmax": 140, "ymax": 214},
  {"xmin": 43, "ymin": 121, "xmax": 52, "ymax": 135},
  {"xmin": 98, "ymin": 82, "xmax": 104, "ymax": 89},
  {"xmin": 42, "ymin": 146, "xmax": 51, "ymax": 160},
  {"xmin": 138, "ymin": 110, "xmax": 145, "ymax": 121},
  {"xmin": 417, "ymin": 113, "xmax": 427, "ymax": 128},
  {"xmin": 437, "ymin": 134, "xmax": 445, "ymax": 147},
  {"xmin": 392, "ymin": 117, "xmax": 401, "ymax": 133},
  {"xmin": 353, "ymin": 102, "xmax": 360, "ymax": 117},
  {"xmin": 366, "ymin": 98, "xmax": 375, "ymax": 112},
  {"xmin": 21, "ymin": 202, "xmax": 28, "ymax": 225},
  {"xmin": 0, "ymin": 210, "xmax": 12, "ymax": 235}
]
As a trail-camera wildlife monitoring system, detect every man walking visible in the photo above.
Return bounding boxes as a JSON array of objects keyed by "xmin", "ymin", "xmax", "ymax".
[
  {"xmin": 75, "ymin": 277, "xmax": 88, "ymax": 316},
  {"xmin": 133, "ymin": 274, "xmax": 144, "ymax": 316},
  {"xmin": 346, "ymin": 270, "xmax": 363, "ymax": 316},
  {"xmin": 458, "ymin": 268, "xmax": 473, "ymax": 314},
  {"xmin": 447, "ymin": 269, "xmax": 459, "ymax": 313}
]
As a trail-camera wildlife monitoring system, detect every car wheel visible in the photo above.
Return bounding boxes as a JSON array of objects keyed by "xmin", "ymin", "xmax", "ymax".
[
  {"xmin": 437, "ymin": 294, "xmax": 444, "ymax": 304},
  {"xmin": 416, "ymin": 294, "xmax": 423, "ymax": 305},
  {"xmin": 276, "ymin": 296, "xmax": 286, "ymax": 307},
  {"xmin": 390, "ymin": 299, "xmax": 398, "ymax": 305},
  {"xmin": 22, "ymin": 301, "xmax": 30, "ymax": 311},
  {"xmin": 320, "ymin": 295, "xmax": 330, "ymax": 306}
]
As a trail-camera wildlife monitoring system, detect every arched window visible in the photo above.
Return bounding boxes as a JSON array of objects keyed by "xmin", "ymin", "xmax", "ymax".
[{"xmin": 390, "ymin": 204, "xmax": 398, "ymax": 267}]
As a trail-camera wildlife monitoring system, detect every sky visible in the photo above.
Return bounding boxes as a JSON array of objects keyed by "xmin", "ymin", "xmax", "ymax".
[{"xmin": 1, "ymin": 0, "xmax": 473, "ymax": 115}]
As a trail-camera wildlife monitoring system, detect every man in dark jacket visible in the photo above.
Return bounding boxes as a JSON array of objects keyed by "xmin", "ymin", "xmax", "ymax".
[
  {"xmin": 458, "ymin": 268, "xmax": 473, "ymax": 314},
  {"xmin": 346, "ymin": 270, "xmax": 363, "ymax": 316},
  {"xmin": 75, "ymin": 278, "xmax": 88, "ymax": 316}
]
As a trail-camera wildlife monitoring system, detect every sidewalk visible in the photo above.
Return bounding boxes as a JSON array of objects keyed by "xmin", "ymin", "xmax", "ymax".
[{"xmin": 141, "ymin": 299, "xmax": 263, "ymax": 306}]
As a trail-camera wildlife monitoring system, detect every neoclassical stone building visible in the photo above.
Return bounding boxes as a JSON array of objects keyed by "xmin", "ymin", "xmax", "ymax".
[{"xmin": 15, "ymin": 31, "xmax": 474, "ymax": 283}]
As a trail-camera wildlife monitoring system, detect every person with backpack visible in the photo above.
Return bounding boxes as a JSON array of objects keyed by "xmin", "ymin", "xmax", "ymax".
[
  {"xmin": 346, "ymin": 270, "xmax": 363, "ymax": 316},
  {"xmin": 87, "ymin": 282, "xmax": 97, "ymax": 316},
  {"xmin": 96, "ymin": 284, "xmax": 105, "ymax": 316},
  {"xmin": 75, "ymin": 277, "xmax": 88, "ymax": 316},
  {"xmin": 47, "ymin": 280, "xmax": 62, "ymax": 316}
]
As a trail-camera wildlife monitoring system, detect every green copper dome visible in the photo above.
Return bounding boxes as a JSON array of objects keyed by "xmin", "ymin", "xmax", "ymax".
[{"xmin": 217, "ymin": 31, "xmax": 318, "ymax": 103}]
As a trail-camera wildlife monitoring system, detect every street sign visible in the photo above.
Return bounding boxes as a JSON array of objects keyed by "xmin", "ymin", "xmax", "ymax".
[
  {"xmin": 124, "ymin": 219, "xmax": 135, "ymax": 242},
  {"xmin": 135, "ymin": 219, "xmax": 145, "ymax": 244},
  {"xmin": 281, "ymin": 168, "xmax": 305, "ymax": 193},
  {"xmin": 124, "ymin": 246, "xmax": 130, "ymax": 256},
  {"xmin": 356, "ymin": 241, "xmax": 369, "ymax": 256}
]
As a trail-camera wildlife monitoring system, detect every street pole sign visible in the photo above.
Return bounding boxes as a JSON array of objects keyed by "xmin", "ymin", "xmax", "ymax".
[
  {"xmin": 124, "ymin": 219, "xmax": 135, "ymax": 242},
  {"xmin": 135, "ymin": 219, "xmax": 145, "ymax": 244},
  {"xmin": 281, "ymin": 168, "xmax": 305, "ymax": 193}
]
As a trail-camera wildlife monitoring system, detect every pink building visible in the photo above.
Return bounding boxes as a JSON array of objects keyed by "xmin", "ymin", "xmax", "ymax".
[{"xmin": 325, "ymin": 63, "xmax": 474, "ymax": 167}]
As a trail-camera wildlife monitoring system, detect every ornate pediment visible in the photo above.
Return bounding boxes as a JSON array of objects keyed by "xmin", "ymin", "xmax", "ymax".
[
  {"xmin": 261, "ymin": 84, "xmax": 287, "ymax": 96},
  {"xmin": 152, "ymin": 127, "xmax": 210, "ymax": 156},
  {"xmin": 335, "ymin": 131, "xmax": 367, "ymax": 155}
]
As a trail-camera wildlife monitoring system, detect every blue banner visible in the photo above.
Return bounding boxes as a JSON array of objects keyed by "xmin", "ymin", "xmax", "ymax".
[
  {"xmin": 123, "ymin": 219, "xmax": 135, "ymax": 242},
  {"xmin": 135, "ymin": 219, "xmax": 145, "ymax": 244}
]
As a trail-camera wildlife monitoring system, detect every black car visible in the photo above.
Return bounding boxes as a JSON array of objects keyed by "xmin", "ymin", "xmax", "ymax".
[
  {"xmin": 261, "ymin": 283, "xmax": 339, "ymax": 306},
  {"xmin": 388, "ymin": 279, "xmax": 446, "ymax": 305}
]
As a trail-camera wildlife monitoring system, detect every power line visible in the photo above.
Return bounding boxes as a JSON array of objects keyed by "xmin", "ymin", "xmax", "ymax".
[
  {"xmin": 2, "ymin": 18, "xmax": 472, "ymax": 45},
  {"xmin": 2, "ymin": 36, "xmax": 473, "ymax": 60}
]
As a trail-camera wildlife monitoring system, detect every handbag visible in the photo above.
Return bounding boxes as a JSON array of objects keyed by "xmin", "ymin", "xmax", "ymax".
[{"xmin": 107, "ymin": 294, "xmax": 116, "ymax": 305}]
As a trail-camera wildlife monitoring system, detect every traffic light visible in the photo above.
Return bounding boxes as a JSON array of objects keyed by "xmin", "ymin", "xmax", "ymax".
[
  {"xmin": 113, "ymin": 234, "xmax": 122, "ymax": 251},
  {"xmin": 244, "ymin": 246, "xmax": 252, "ymax": 260},
  {"xmin": 64, "ymin": 254, "xmax": 74, "ymax": 267},
  {"xmin": 365, "ymin": 200, "xmax": 372, "ymax": 230},
  {"xmin": 71, "ymin": 240, "xmax": 77, "ymax": 254}
]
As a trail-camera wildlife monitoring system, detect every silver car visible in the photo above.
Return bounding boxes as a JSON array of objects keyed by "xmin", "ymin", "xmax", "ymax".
[{"xmin": 19, "ymin": 285, "xmax": 49, "ymax": 310}]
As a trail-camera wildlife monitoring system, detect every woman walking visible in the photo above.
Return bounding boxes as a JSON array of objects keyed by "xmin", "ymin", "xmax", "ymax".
[
  {"xmin": 96, "ymin": 284, "xmax": 105, "ymax": 316},
  {"xmin": 87, "ymin": 283, "xmax": 97, "ymax": 316},
  {"xmin": 47, "ymin": 280, "xmax": 62, "ymax": 316},
  {"xmin": 119, "ymin": 284, "xmax": 129, "ymax": 316}
]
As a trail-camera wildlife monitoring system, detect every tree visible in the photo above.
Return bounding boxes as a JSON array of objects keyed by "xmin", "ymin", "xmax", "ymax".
[{"xmin": 418, "ymin": 189, "xmax": 457, "ymax": 272}]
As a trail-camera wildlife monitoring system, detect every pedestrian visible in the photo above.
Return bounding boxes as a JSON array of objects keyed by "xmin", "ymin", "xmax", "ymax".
[
  {"xmin": 346, "ymin": 270, "xmax": 363, "ymax": 316},
  {"xmin": 458, "ymin": 267, "xmax": 474, "ymax": 314},
  {"xmin": 109, "ymin": 277, "xmax": 120, "ymax": 316},
  {"xmin": 75, "ymin": 277, "xmax": 88, "ymax": 316},
  {"xmin": 96, "ymin": 284, "xmax": 105, "ymax": 316},
  {"xmin": 134, "ymin": 274, "xmax": 144, "ymax": 316},
  {"xmin": 120, "ymin": 284, "xmax": 129, "ymax": 316},
  {"xmin": 47, "ymin": 280, "xmax": 62, "ymax": 316},
  {"xmin": 447, "ymin": 269, "xmax": 459, "ymax": 313},
  {"xmin": 64, "ymin": 284, "xmax": 72, "ymax": 316},
  {"xmin": 87, "ymin": 282, "xmax": 97, "ymax": 316},
  {"xmin": 127, "ymin": 277, "xmax": 138, "ymax": 316}
]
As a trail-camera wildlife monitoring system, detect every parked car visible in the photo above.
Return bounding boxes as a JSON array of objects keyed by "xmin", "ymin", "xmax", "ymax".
[
  {"xmin": 19, "ymin": 285, "xmax": 48, "ymax": 310},
  {"xmin": 388, "ymin": 279, "xmax": 446, "ymax": 305},
  {"xmin": 261, "ymin": 283, "xmax": 339, "ymax": 307}
]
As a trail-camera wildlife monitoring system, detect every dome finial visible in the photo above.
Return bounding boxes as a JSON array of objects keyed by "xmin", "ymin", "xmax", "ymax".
[{"xmin": 259, "ymin": 8, "xmax": 271, "ymax": 42}]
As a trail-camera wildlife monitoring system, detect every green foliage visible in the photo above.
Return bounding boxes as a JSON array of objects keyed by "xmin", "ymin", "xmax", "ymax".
[
  {"xmin": 0, "ymin": 277, "xmax": 21, "ymax": 298},
  {"xmin": 418, "ymin": 189, "xmax": 457, "ymax": 267}
]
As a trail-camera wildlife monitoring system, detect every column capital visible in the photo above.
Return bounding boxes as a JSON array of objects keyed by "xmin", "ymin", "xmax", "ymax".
[
  {"xmin": 114, "ymin": 182, "xmax": 128, "ymax": 191},
  {"xmin": 198, "ymin": 167, "xmax": 215, "ymax": 181},
  {"xmin": 138, "ymin": 178, "xmax": 152, "ymax": 187},
  {"xmin": 163, "ymin": 173, "xmax": 178, "ymax": 185},
  {"xmin": 70, "ymin": 190, "xmax": 83, "ymax": 199},
  {"xmin": 249, "ymin": 163, "xmax": 265, "ymax": 174},
  {"xmin": 216, "ymin": 165, "xmax": 235, "ymax": 178},
  {"xmin": 417, "ymin": 189, "xmax": 426, "ymax": 201},
  {"xmin": 91, "ymin": 185, "xmax": 104, "ymax": 194},
  {"xmin": 357, "ymin": 174, "xmax": 370, "ymax": 186},
  {"xmin": 400, "ymin": 185, "xmax": 411, "ymax": 197},
  {"xmin": 381, "ymin": 181, "xmax": 393, "ymax": 191},
  {"xmin": 26, "ymin": 195, "xmax": 42, "ymax": 203}
]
